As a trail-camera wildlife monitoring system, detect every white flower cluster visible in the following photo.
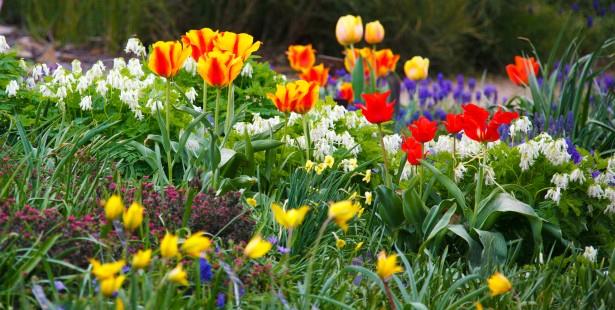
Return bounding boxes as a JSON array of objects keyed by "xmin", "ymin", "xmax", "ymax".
[
  {"xmin": 125, "ymin": 38, "xmax": 146, "ymax": 57},
  {"xmin": 516, "ymin": 133, "xmax": 571, "ymax": 171},
  {"xmin": 509, "ymin": 116, "xmax": 532, "ymax": 139},
  {"xmin": 0, "ymin": 35, "xmax": 10, "ymax": 53},
  {"xmin": 583, "ymin": 246, "xmax": 598, "ymax": 263},
  {"xmin": 429, "ymin": 134, "xmax": 482, "ymax": 159},
  {"xmin": 340, "ymin": 158, "xmax": 358, "ymax": 172},
  {"xmin": 383, "ymin": 134, "xmax": 402, "ymax": 156},
  {"xmin": 233, "ymin": 113, "xmax": 282, "ymax": 136},
  {"xmin": 5, "ymin": 80, "xmax": 19, "ymax": 97}
]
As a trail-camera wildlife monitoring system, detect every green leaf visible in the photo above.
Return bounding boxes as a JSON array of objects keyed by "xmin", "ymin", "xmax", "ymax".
[
  {"xmin": 474, "ymin": 229, "xmax": 507, "ymax": 265},
  {"xmin": 421, "ymin": 161, "xmax": 468, "ymax": 216},
  {"xmin": 402, "ymin": 188, "xmax": 427, "ymax": 236},
  {"xmin": 420, "ymin": 205, "xmax": 456, "ymax": 252},
  {"xmin": 351, "ymin": 55, "xmax": 365, "ymax": 103},
  {"xmin": 376, "ymin": 185, "xmax": 405, "ymax": 230},
  {"xmin": 234, "ymin": 139, "xmax": 283, "ymax": 153}
]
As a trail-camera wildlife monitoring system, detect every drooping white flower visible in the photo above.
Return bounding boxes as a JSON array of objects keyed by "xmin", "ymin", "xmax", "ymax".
[
  {"xmin": 430, "ymin": 135, "xmax": 454, "ymax": 155},
  {"xmin": 569, "ymin": 168, "xmax": 585, "ymax": 184},
  {"xmin": 457, "ymin": 135, "xmax": 482, "ymax": 159},
  {"xmin": 71, "ymin": 59, "xmax": 82, "ymax": 75},
  {"xmin": 86, "ymin": 61, "xmax": 106, "ymax": 80},
  {"xmin": 5, "ymin": 80, "xmax": 19, "ymax": 97},
  {"xmin": 127, "ymin": 58, "xmax": 144, "ymax": 77},
  {"xmin": 79, "ymin": 95, "xmax": 93, "ymax": 111},
  {"xmin": 55, "ymin": 86, "xmax": 67, "ymax": 100},
  {"xmin": 120, "ymin": 89, "xmax": 140, "ymax": 110},
  {"xmin": 509, "ymin": 116, "xmax": 532, "ymax": 139},
  {"xmin": 76, "ymin": 76, "xmax": 92, "ymax": 94},
  {"xmin": 545, "ymin": 187, "xmax": 562, "ymax": 205},
  {"xmin": 551, "ymin": 173, "xmax": 569, "ymax": 190},
  {"xmin": 124, "ymin": 38, "xmax": 146, "ymax": 57},
  {"xmin": 146, "ymin": 98, "xmax": 163, "ymax": 114},
  {"xmin": 541, "ymin": 137, "xmax": 570, "ymax": 166},
  {"xmin": 96, "ymin": 80, "xmax": 108, "ymax": 96},
  {"xmin": 340, "ymin": 158, "xmax": 358, "ymax": 172},
  {"xmin": 183, "ymin": 57, "xmax": 197, "ymax": 76},
  {"xmin": 383, "ymin": 134, "xmax": 402, "ymax": 155},
  {"xmin": 0, "ymin": 35, "xmax": 10, "ymax": 53},
  {"xmin": 241, "ymin": 62, "xmax": 253, "ymax": 78},
  {"xmin": 587, "ymin": 184, "xmax": 604, "ymax": 199},
  {"xmin": 185, "ymin": 87, "xmax": 197, "ymax": 103},
  {"xmin": 517, "ymin": 140, "xmax": 539, "ymax": 171},
  {"xmin": 582, "ymin": 246, "xmax": 597, "ymax": 263},
  {"xmin": 454, "ymin": 162, "xmax": 467, "ymax": 182},
  {"xmin": 113, "ymin": 58, "xmax": 127, "ymax": 70},
  {"xmin": 483, "ymin": 165, "xmax": 496, "ymax": 186}
]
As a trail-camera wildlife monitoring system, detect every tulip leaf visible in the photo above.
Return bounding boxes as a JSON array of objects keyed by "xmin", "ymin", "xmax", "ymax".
[
  {"xmin": 402, "ymin": 188, "xmax": 427, "ymax": 236},
  {"xmin": 421, "ymin": 161, "xmax": 469, "ymax": 217},
  {"xmin": 420, "ymin": 204, "xmax": 456, "ymax": 252},
  {"xmin": 376, "ymin": 185, "xmax": 404, "ymax": 230},
  {"xmin": 351, "ymin": 55, "xmax": 364, "ymax": 103},
  {"xmin": 474, "ymin": 229, "xmax": 507, "ymax": 266}
]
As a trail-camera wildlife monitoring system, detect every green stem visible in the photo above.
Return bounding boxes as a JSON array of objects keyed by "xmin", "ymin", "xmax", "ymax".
[
  {"xmin": 377, "ymin": 123, "xmax": 391, "ymax": 187},
  {"xmin": 303, "ymin": 218, "xmax": 331, "ymax": 308},
  {"xmin": 224, "ymin": 84, "xmax": 234, "ymax": 139},
  {"xmin": 165, "ymin": 80, "xmax": 173, "ymax": 183},
  {"xmin": 214, "ymin": 88, "xmax": 221, "ymax": 136},
  {"xmin": 202, "ymin": 80, "xmax": 208, "ymax": 114},
  {"xmin": 472, "ymin": 147, "xmax": 486, "ymax": 226},
  {"xmin": 383, "ymin": 280, "xmax": 397, "ymax": 310},
  {"xmin": 302, "ymin": 114, "xmax": 311, "ymax": 161}
]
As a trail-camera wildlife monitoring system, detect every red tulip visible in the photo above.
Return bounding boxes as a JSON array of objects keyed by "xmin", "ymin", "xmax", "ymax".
[
  {"xmin": 408, "ymin": 116, "xmax": 437, "ymax": 143},
  {"xmin": 462, "ymin": 103, "xmax": 518, "ymax": 142},
  {"xmin": 358, "ymin": 91, "xmax": 395, "ymax": 124},
  {"xmin": 444, "ymin": 113, "xmax": 464, "ymax": 134},
  {"xmin": 401, "ymin": 136, "xmax": 423, "ymax": 165},
  {"xmin": 505, "ymin": 56, "xmax": 539, "ymax": 86},
  {"xmin": 338, "ymin": 82, "xmax": 354, "ymax": 102}
]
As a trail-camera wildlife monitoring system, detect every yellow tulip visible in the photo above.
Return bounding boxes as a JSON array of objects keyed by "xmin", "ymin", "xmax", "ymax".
[
  {"xmin": 315, "ymin": 163, "xmax": 327, "ymax": 175},
  {"xmin": 122, "ymin": 202, "xmax": 143, "ymax": 232},
  {"xmin": 365, "ymin": 191, "xmax": 373, "ymax": 205},
  {"xmin": 116, "ymin": 298, "xmax": 124, "ymax": 310},
  {"xmin": 365, "ymin": 21, "xmax": 385, "ymax": 45},
  {"xmin": 336, "ymin": 15, "xmax": 363, "ymax": 46},
  {"xmin": 197, "ymin": 51, "xmax": 244, "ymax": 88},
  {"xmin": 168, "ymin": 264, "xmax": 189, "ymax": 286},
  {"xmin": 104, "ymin": 195, "xmax": 124, "ymax": 221},
  {"xmin": 181, "ymin": 231, "xmax": 212, "ymax": 257},
  {"xmin": 404, "ymin": 56, "xmax": 430, "ymax": 81},
  {"xmin": 328, "ymin": 200, "xmax": 361, "ymax": 232},
  {"xmin": 147, "ymin": 41, "xmax": 191, "ymax": 78},
  {"xmin": 215, "ymin": 32, "xmax": 261, "ymax": 61},
  {"xmin": 376, "ymin": 251, "xmax": 404, "ymax": 280},
  {"xmin": 246, "ymin": 197, "xmax": 258, "ymax": 207},
  {"xmin": 487, "ymin": 272, "xmax": 512, "ymax": 296},
  {"xmin": 271, "ymin": 203, "xmax": 310, "ymax": 229},
  {"xmin": 362, "ymin": 169, "xmax": 371, "ymax": 183},
  {"xmin": 305, "ymin": 160, "xmax": 315, "ymax": 172},
  {"xmin": 324, "ymin": 155, "xmax": 335, "ymax": 168},
  {"xmin": 100, "ymin": 275, "xmax": 125, "ymax": 297},
  {"xmin": 244, "ymin": 235, "xmax": 272, "ymax": 259},
  {"xmin": 89, "ymin": 259, "xmax": 125, "ymax": 281},
  {"xmin": 131, "ymin": 249, "xmax": 152, "ymax": 269},
  {"xmin": 160, "ymin": 232, "xmax": 179, "ymax": 259}
]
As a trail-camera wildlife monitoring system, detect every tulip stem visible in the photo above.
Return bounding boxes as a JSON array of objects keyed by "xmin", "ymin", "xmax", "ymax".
[
  {"xmin": 214, "ymin": 88, "xmax": 221, "ymax": 136},
  {"xmin": 165, "ymin": 80, "xmax": 173, "ymax": 183},
  {"xmin": 224, "ymin": 84, "xmax": 234, "ymax": 141},
  {"xmin": 202, "ymin": 81, "xmax": 207, "ymax": 115},
  {"xmin": 377, "ymin": 123, "xmax": 391, "ymax": 187},
  {"xmin": 303, "ymin": 217, "xmax": 331, "ymax": 308},
  {"xmin": 302, "ymin": 114, "xmax": 311, "ymax": 161},
  {"xmin": 383, "ymin": 280, "xmax": 397, "ymax": 310}
]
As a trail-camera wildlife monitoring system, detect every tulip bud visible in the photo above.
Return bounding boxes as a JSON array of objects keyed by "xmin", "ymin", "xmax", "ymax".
[
  {"xmin": 335, "ymin": 15, "xmax": 363, "ymax": 46},
  {"xmin": 404, "ymin": 56, "xmax": 430, "ymax": 81},
  {"xmin": 104, "ymin": 195, "xmax": 124, "ymax": 221},
  {"xmin": 365, "ymin": 21, "xmax": 385, "ymax": 45},
  {"xmin": 122, "ymin": 202, "xmax": 144, "ymax": 232}
]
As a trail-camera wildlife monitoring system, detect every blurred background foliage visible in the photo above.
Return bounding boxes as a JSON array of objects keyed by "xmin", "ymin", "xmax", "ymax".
[{"xmin": 1, "ymin": 0, "xmax": 614, "ymax": 73}]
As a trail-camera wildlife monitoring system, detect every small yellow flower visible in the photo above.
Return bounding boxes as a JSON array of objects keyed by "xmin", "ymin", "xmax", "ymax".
[
  {"xmin": 244, "ymin": 235, "xmax": 272, "ymax": 259},
  {"xmin": 131, "ymin": 249, "xmax": 152, "ymax": 269},
  {"xmin": 487, "ymin": 272, "xmax": 512, "ymax": 296},
  {"xmin": 305, "ymin": 160, "xmax": 315, "ymax": 172},
  {"xmin": 328, "ymin": 200, "xmax": 361, "ymax": 232},
  {"xmin": 315, "ymin": 163, "xmax": 327, "ymax": 175},
  {"xmin": 349, "ymin": 191, "xmax": 358, "ymax": 200},
  {"xmin": 122, "ymin": 202, "xmax": 144, "ymax": 232},
  {"xmin": 160, "ymin": 232, "xmax": 179, "ymax": 259},
  {"xmin": 354, "ymin": 241, "xmax": 364, "ymax": 252},
  {"xmin": 168, "ymin": 264, "xmax": 189, "ymax": 286},
  {"xmin": 100, "ymin": 275, "xmax": 125, "ymax": 297},
  {"xmin": 324, "ymin": 155, "xmax": 335, "ymax": 168},
  {"xmin": 333, "ymin": 233, "xmax": 346, "ymax": 249},
  {"xmin": 362, "ymin": 169, "xmax": 371, "ymax": 183},
  {"xmin": 364, "ymin": 191, "xmax": 372, "ymax": 205},
  {"xmin": 358, "ymin": 206, "xmax": 365, "ymax": 217},
  {"xmin": 181, "ymin": 231, "xmax": 212, "ymax": 257},
  {"xmin": 475, "ymin": 301, "xmax": 483, "ymax": 310},
  {"xmin": 376, "ymin": 251, "xmax": 404, "ymax": 280},
  {"xmin": 271, "ymin": 203, "xmax": 310, "ymax": 229},
  {"xmin": 104, "ymin": 195, "xmax": 124, "ymax": 221},
  {"xmin": 246, "ymin": 197, "xmax": 258, "ymax": 207},
  {"xmin": 89, "ymin": 259, "xmax": 125, "ymax": 281},
  {"xmin": 116, "ymin": 298, "xmax": 124, "ymax": 310}
]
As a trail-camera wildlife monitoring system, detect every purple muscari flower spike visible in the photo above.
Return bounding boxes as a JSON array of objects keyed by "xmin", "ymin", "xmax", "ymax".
[
  {"xmin": 352, "ymin": 274, "xmax": 363, "ymax": 286},
  {"xmin": 437, "ymin": 72, "xmax": 444, "ymax": 83},
  {"xmin": 592, "ymin": 170, "xmax": 601, "ymax": 179},
  {"xmin": 335, "ymin": 68, "xmax": 347, "ymax": 77},
  {"xmin": 423, "ymin": 110, "xmax": 434, "ymax": 121},
  {"xmin": 267, "ymin": 236, "xmax": 278, "ymax": 245},
  {"xmin": 565, "ymin": 137, "xmax": 582, "ymax": 164},
  {"xmin": 498, "ymin": 124, "xmax": 510, "ymax": 142},
  {"xmin": 403, "ymin": 78, "xmax": 417, "ymax": 94},
  {"xmin": 462, "ymin": 91, "xmax": 472, "ymax": 103},
  {"xmin": 411, "ymin": 111, "xmax": 421, "ymax": 123},
  {"xmin": 435, "ymin": 108, "xmax": 447, "ymax": 121},
  {"xmin": 468, "ymin": 78, "xmax": 476, "ymax": 91},
  {"xmin": 199, "ymin": 258, "xmax": 213, "ymax": 282},
  {"xmin": 54, "ymin": 281, "xmax": 68, "ymax": 293},
  {"xmin": 475, "ymin": 91, "xmax": 482, "ymax": 101},
  {"xmin": 277, "ymin": 246, "xmax": 290, "ymax": 254},
  {"xmin": 502, "ymin": 97, "xmax": 508, "ymax": 104},
  {"xmin": 593, "ymin": 0, "xmax": 600, "ymax": 12},
  {"xmin": 483, "ymin": 84, "xmax": 497, "ymax": 101},
  {"xmin": 565, "ymin": 111, "xmax": 575, "ymax": 135},
  {"xmin": 456, "ymin": 74, "xmax": 464, "ymax": 87},
  {"xmin": 533, "ymin": 112, "xmax": 545, "ymax": 135},
  {"xmin": 121, "ymin": 266, "xmax": 131, "ymax": 274},
  {"xmin": 571, "ymin": 3, "xmax": 580, "ymax": 12},
  {"xmin": 537, "ymin": 77, "xmax": 544, "ymax": 87},
  {"xmin": 276, "ymin": 289, "xmax": 290, "ymax": 307},
  {"xmin": 587, "ymin": 15, "xmax": 594, "ymax": 28},
  {"xmin": 326, "ymin": 75, "xmax": 337, "ymax": 86},
  {"xmin": 216, "ymin": 293, "xmax": 226, "ymax": 308},
  {"xmin": 611, "ymin": 3, "xmax": 615, "ymax": 13}
]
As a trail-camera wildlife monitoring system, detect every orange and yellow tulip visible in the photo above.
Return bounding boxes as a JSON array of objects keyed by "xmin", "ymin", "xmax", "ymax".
[
  {"xmin": 147, "ymin": 41, "xmax": 191, "ymax": 78},
  {"xmin": 293, "ymin": 80, "xmax": 319, "ymax": 114},
  {"xmin": 182, "ymin": 28, "xmax": 218, "ymax": 61},
  {"xmin": 299, "ymin": 64, "xmax": 329, "ymax": 87},
  {"xmin": 373, "ymin": 49, "xmax": 399, "ymax": 77},
  {"xmin": 338, "ymin": 82, "xmax": 354, "ymax": 102},
  {"xmin": 267, "ymin": 80, "xmax": 319, "ymax": 114},
  {"xmin": 215, "ymin": 32, "xmax": 261, "ymax": 61},
  {"xmin": 197, "ymin": 51, "xmax": 244, "ymax": 88},
  {"xmin": 336, "ymin": 15, "xmax": 363, "ymax": 46},
  {"xmin": 344, "ymin": 48, "xmax": 373, "ymax": 75},
  {"xmin": 365, "ymin": 21, "xmax": 385, "ymax": 45},
  {"xmin": 287, "ymin": 44, "xmax": 316, "ymax": 72}
]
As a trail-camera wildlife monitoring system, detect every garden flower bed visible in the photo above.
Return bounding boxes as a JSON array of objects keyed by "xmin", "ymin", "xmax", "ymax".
[{"xmin": 1, "ymin": 14, "xmax": 614, "ymax": 309}]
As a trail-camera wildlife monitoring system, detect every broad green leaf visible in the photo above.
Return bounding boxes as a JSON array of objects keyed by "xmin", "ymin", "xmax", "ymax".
[{"xmin": 376, "ymin": 185, "xmax": 405, "ymax": 230}]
